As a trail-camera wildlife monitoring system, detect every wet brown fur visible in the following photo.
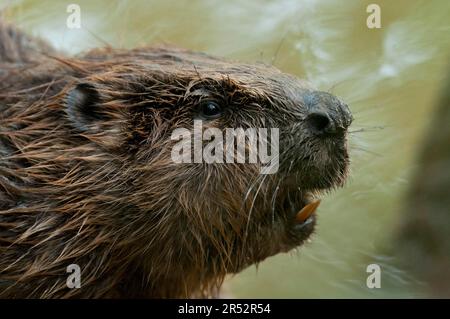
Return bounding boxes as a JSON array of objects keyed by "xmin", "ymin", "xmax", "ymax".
[{"xmin": 0, "ymin": 19, "xmax": 350, "ymax": 298}]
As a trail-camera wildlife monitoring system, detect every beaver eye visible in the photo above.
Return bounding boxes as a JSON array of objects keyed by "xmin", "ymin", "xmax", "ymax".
[{"xmin": 200, "ymin": 101, "xmax": 223, "ymax": 119}]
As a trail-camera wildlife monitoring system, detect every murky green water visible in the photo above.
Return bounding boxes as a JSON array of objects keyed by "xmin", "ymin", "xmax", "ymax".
[{"xmin": 3, "ymin": 0, "xmax": 449, "ymax": 298}]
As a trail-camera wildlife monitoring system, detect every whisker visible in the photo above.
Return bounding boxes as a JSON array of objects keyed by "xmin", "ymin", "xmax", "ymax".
[
  {"xmin": 245, "ymin": 174, "xmax": 268, "ymax": 230},
  {"xmin": 270, "ymin": 180, "xmax": 282, "ymax": 226},
  {"xmin": 85, "ymin": 26, "xmax": 112, "ymax": 48},
  {"xmin": 271, "ymin": 32, "xmax": 288, "ymax": 66},
  {"xmin": 350, "ymin": 146, "xmax": 383, "ymax": 157},
  {"xmin": 348, "ymin": 126, "xmax": 385, "ymax": 134}
]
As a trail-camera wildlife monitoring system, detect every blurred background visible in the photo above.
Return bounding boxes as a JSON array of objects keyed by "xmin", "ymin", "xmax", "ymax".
[{"xmin": 2, "ymin": 0, "xmax": 449, "ymax": 298}]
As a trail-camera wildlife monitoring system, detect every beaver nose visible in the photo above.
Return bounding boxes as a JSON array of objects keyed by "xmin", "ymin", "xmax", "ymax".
[{"xmin": 304, "ymin": 91, "xmax": 352, "ymax": 136}]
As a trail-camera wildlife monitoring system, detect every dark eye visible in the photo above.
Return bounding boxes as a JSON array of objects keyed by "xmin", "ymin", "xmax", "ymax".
[{"xmin": 200, "ymin": 101, "xmax": 223, "ymax": 119}]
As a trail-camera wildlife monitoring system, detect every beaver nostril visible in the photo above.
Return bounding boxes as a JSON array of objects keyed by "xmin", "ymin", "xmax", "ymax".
[
  {"xmin": 306, "ymin": 112, "xmax": 332, "ymax": 135},
  {"xmin": 303, "ymin": 91, "xmax": 352, "ymax": 136}
]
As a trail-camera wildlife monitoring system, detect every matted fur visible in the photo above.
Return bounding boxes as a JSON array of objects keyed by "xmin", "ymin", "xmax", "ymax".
[{"xmin": 0, "ymin": 19, "xmax": 351, "ymax": 298}]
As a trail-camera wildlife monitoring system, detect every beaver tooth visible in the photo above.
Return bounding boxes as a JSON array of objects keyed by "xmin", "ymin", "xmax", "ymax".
[{"xmin": 295, "ymin": 200, "xmax": 321, "ymax": 223}]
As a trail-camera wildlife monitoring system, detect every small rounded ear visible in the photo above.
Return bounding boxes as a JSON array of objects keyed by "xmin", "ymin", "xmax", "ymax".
[{"xmin": 66, "ymin": 83, "xmax": 103, "ymax": 131}]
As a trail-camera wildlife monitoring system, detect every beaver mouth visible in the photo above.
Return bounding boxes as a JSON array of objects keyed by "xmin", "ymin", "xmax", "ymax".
[
  {"xmin": 274, "ymin": 139, "xmax": 350, "ymax": 240},
  {"xmin": 279, "ymin": 189, "xmax": 320, "ymax": 233},
  {"xmin": 294, "ymin": 195, "xmax": 321, "ymax": 225}
]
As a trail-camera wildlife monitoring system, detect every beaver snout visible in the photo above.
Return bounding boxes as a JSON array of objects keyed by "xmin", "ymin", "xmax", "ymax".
[{"xmin": 304, "ymin": 91, "xmax": 353, "ymax": 136}]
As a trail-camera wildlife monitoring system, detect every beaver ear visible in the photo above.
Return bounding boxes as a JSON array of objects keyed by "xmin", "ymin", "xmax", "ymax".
[{"xmin": 66, "ymin": 83, "xmax": 104, "ymax": 131}]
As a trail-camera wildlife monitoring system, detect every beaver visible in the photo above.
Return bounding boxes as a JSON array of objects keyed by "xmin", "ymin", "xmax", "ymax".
[{"xmin": 0, "ymin": 19, "xmax": 352, "ymax": 298}]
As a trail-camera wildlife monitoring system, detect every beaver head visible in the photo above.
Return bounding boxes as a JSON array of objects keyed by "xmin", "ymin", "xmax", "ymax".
[{"xmin": 1, "ymin": 42, "xmax": 351, "ymax": 297}]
